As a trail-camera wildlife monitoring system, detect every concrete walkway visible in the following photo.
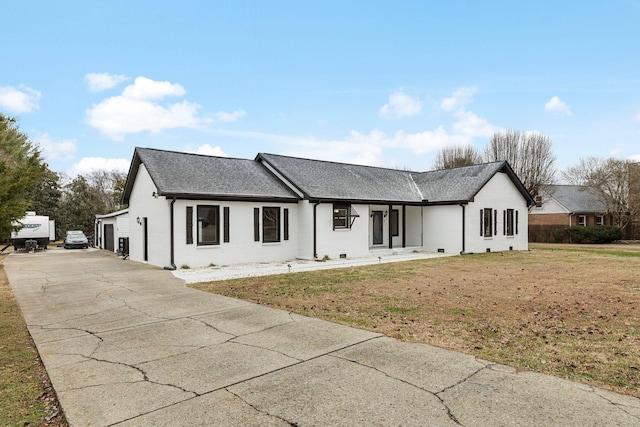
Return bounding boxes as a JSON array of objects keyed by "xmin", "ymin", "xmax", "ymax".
[{"xmin": 5, "ymin": 248, "xmax": 640, "ymax": 426}]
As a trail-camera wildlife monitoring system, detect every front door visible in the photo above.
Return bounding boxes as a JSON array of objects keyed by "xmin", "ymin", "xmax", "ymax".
[{"xmin": 372, "ymin": 210, "xmax": 383, "ymax": 245}]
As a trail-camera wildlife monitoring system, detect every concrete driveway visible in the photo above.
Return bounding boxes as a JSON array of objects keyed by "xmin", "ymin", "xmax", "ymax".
[{"xmin": 5, "ymin": 248, "xmax": 640, "ymax": 426}]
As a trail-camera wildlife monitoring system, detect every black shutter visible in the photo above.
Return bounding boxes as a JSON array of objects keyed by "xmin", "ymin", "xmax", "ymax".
[
  {"xmin": 223, "ymin": 207, "xmax": 230, "ymax": 243},
  {"xmin": 284, "ymin": 208, "xmax": 289, "ymax": 241},
  {"xmin": 480, "ymin": 209, "xmax": 483, "ymax": 236},
  {"xmin": 516, "ymin": 210, "xmax": 519, "ymax": 235},
  {"xmin": 186, "ymin": 206, "xmax": 193, "ymax": 244},
  {"xmin": 254, "ymin": 208, "xmax": 260, "ymax": 241},
  {"xmin": 494, "ymin": 210, "xmax": 497, "ymax": 237}
]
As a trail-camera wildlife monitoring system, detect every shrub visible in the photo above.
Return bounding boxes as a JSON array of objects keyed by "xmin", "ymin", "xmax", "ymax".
[{"xmin": 567, "ymin": 226, "xmax": 624, "ymax": 244}]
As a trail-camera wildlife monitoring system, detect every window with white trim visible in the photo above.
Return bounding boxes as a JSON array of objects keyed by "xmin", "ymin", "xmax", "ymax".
[
  {"xmin": 596, "ymin": 215, "xmax": 604, "ymax": 226},
  {"xmin": 333, "ymin": 204, "xmax": 360, "ymax": 230},
  {"xmin": 263, "ymin": 207, "xmax": 280, "ymax": 243},
  {"xmin": 197, "ymin": 205, "xmax": 219, "ymax": 245},
  {"xmin": 578, "ymin": 215, "xmax": 587, "ymax": 227},
  {"xmin": 504, "ymin": 209, "xmax": 515, "ymax": 236},
  {"xmin": 481, "ymin": 208, "xmax": 493, "ymax": 237}
]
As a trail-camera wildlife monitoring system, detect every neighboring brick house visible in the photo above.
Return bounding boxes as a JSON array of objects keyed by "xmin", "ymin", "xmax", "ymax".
[{"xmin": 529, "ymin": 185, "xmax": 614, "ymax": 228}]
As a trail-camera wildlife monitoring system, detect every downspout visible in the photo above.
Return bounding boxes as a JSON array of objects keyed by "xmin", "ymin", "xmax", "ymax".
[
  {"xmin": 313, "ymin": 201, "xmax": 320, "ymax": 259},
  {"xmin": 164, "ymin": 197, "xmax": 177, "ymax": 270}
]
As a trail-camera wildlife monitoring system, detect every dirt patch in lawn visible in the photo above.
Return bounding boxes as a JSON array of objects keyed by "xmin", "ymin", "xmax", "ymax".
[
  {"xmin": 0, "ymin": 255, "xmax": 67, "ymax": 426},
  {"xmin": 191, "ymin": 243, "xmax": 640, "ymax": 398}
]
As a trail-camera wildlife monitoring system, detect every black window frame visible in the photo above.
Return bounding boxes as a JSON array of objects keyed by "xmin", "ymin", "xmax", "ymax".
[
  {"xmin": 197, "ymin": 205, "xmax": 220, "ymax": 246},
  {"xmin": 481, "ymin": 208, "xmax": 493, "ymax": 237},
  {"xmin": 333, "ymin": 203, "xmax": 350, "ymax": 230},
  {"xmin": 262, "ymin": 206, "xmax": 280, "ymax": 243},
  {"xmin": 505, "ymin": 208, "xmax": 515, "ymax": 236}
]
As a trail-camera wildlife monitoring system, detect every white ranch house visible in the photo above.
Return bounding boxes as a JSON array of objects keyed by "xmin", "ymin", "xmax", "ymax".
[{"xmin": 121, "ymin": 148, "xmax": 534, "ymax": 270}]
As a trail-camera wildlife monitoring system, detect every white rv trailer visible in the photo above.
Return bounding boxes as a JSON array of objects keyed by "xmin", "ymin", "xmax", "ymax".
[{"xmin": 10, "ymin": 212, "xmax": 55, "ymax": 250}]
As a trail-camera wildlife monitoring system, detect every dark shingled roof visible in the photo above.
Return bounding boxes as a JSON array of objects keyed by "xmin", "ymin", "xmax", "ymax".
[
  {"xmin": 411, "ymin": 162, "xmax": 508, "ymax": 204},
  {"xmin": 122, "ymin": 148, "xmax": 299, "ymax": 203},
  {"xmin": 546, "ymin": 185, "xmax": 609, "ymax": 212},
  {"xmin": 256, "ymin": 153, "xmax": 423, "ymax": 203},
  {"xmin": 122, "ymin": 148, "xmax": 534, "ymax": 206}
]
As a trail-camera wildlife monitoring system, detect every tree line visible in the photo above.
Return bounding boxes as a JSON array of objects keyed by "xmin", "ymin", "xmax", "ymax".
[
  {"xmin": 1, "ymin": 113, "xmax": 638, "ymax": 241},
  {"xmin": 1, "ymin": 114, "xmax": 126, "ymax": 242}
]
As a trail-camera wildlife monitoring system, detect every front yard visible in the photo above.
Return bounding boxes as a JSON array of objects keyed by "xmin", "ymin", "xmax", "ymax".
[{"xmin": 192, "ymin": 243, "xmax": 640, "ymax": 398}]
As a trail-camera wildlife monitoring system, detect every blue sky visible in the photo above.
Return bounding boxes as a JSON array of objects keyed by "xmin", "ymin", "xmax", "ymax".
[{"xmin": 1, "ymin": 1, "xmax": 639, "ymax": 178}]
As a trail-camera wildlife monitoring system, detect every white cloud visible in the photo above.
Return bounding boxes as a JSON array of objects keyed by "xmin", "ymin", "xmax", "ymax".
[
  {"xmin": 33, "ymin": 133, "xmax": 78, "ymax": 161},
  {"xmin": 121, "ymin": 76, "xmax": 186, "ymax": 100},
  {"xmin": 195, "ymin": 144, "xmax": 227, "ymax": 157},
  {"xmin": 379, "ymin": 91, "xmax": 422, "ymax": 119},
  {"xmin": 630, "ymin": 154, "xmax": 640, "ymax": 162},
  {"xmin": 69, "ymin": 157, "xmax": 130, "ymax": 176},
  {"xmin": 212, "ymin": 110, "xmax": 246, "ymax": 122},
  {"xmin": 440, "ymin": 87, "xmax": 476, "ymax": 112},
  {"xmin": 85, "ymin": 73, "xmax": 128, "ymax": 92},
  {"xmin": 0, "ymin": 84, "xmax": 41, "ymax": 113},
  {"xmin": 86, "ymin": 76, "xmax": 211, "ymax": 140},
  {"xmin": 544, "ymin": 96, "xmax": 572, "ymax": 116},
  {"xmin": 210, "ymin": 86, "xmax": 497, "ymax": 168}
]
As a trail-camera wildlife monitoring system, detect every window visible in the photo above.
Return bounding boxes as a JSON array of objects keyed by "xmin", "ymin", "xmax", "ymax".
[
  {"xmin": 186, "ymin": 206, "xmax": 193, "ymax": 244},
  {"xmin": 481, "ymin": 208, "xmax": 493, "ymax": 237},
  {"xmin": 263, "ymin": 207, "xmax": 280, "ymax": 243},
  {"xmin": 333, "ymin": 204, "xmax": 350, "ymax": 229},
  {"xmin": 197, "ymin": 205, "xmax": 219, "ymax": 245},
  {"xmin": 596, "ymin": 215, "xmax": 604, "ymax": 226},
  {"xmin": 333, "ymin": 203, "xmax": 359, "ymax": 230},
  {"xmin": 390, "ymin": 209, "xmax": 399, "ymax": 237},
  {"xmin": 505, "ymin": 209, "xmax": 515, "ymax": 236},
  {"xmin": 578, "ymin": 215, "xmax": 587, "ymax": 227}
]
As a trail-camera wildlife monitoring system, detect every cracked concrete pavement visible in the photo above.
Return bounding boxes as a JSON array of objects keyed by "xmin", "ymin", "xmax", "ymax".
[{"xmin": 5, "ymin": 248, "xmax": 640, "ymax": 426}]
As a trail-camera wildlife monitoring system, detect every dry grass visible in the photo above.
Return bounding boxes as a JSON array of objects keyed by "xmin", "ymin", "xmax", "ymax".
[
  {"xmin": 191, "ymin": 243, "xmax": 640, "ymax": 398},
  {"xmin": 0, "ymin": 254, "xmax": 67, "ymax": 426}
]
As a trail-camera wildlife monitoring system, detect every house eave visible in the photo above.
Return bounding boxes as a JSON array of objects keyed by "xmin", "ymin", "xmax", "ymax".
[{"xmin": 158, "ymin": 192, "xmax": 300, "ymax": 204}]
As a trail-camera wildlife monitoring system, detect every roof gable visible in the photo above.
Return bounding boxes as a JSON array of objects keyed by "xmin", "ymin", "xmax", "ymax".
[
  {"xmin": 412, "ymin": 161, "xmax": 534, "ymax": 205},
  {"xmin": 122, "ymin": 148, "xmax": 299, "ymax": 203}
]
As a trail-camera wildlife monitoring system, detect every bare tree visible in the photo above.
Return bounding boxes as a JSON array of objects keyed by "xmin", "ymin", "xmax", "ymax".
[
  {"xmin": 483, "ymin": 129, "xmax": 556, "ymax": 197},
  {"xmin": 85, "ymin": 169, "xmax": 127, "ymax": 213},
  {"xmin": 563, "ymin": 157, "xmax": 635, "ymax": 229},
  {"xmin": 432, "ymin": 145, "xmax": 482, "ymax": 170}
]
